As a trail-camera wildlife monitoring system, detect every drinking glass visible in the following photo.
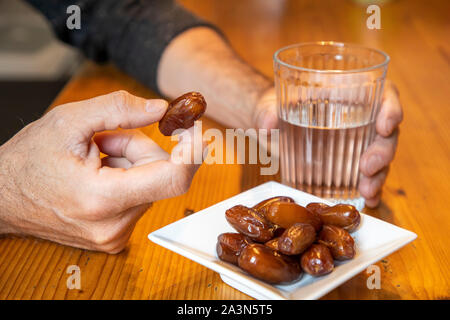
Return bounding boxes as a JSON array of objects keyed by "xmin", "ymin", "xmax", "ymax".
[{"xmin": 274, "ymin": 41, "xmax": 389, "ymax": 210}]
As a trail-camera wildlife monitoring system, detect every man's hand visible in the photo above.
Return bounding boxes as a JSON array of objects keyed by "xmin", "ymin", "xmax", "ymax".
[
  {"xmin": 0, "ymin": 91, "xmax": 204, "ymax": 253},
  {"xmin": 158, "ymin": 27, "xmax": 402, "ymax": 208},
  {"xmin": 358, "ymin": 81, "xmax": 402, "ymax": 207},
  {"xmin": 254, "ymin": 81, "xmax": 403, "ymax": 208}
]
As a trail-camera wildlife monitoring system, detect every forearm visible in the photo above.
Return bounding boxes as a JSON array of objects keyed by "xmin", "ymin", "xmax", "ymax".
[
  {"xmin": 28, "ymin": 1, "xmax": 272, "ymax": 129},
  {"xmin": 26, "ymin": 0, "xmax": 216, "ymax": 94},
  {"xmin": 157, "ymin": 27, "xmax": 272, "ymax": 129}
]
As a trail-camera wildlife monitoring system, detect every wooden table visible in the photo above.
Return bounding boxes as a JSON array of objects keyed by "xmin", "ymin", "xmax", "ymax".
[{"xmin": 0, "ymin": 0, "xmax": 449, "ymax": 300}]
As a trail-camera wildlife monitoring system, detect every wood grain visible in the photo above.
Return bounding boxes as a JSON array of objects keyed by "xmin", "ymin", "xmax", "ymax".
[{"xmin": 0, "ymin": 0, "xmax": 449, "ymax": 299}]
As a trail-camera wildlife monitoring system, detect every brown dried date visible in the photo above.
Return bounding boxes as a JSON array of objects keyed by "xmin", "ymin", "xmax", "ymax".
[
  {"xmin": 316, "ymin": 204, "xmax": 361, "ymax": 232},
  {"xmin": 300, "ymin": 243, "xmax": 334, "ymax": 276},
  {"xmin": 265, "ymin": 202, "xmax": 322, "ymax": 232},
  {"xmin": 216, "ymin": 233, "xmax": 253, "ymax": 265},
  {"xmin": 238, "ymin": 244, "xmax": 302, "ymax": 284},
  {"xmin": 225, "ymin": 205, "xmax": 275, "ymax": 242},
  {"xmin": 278, "ymin": 223, "xmax": 316, "ymax": 255},
  {"xmin": 253, "ymin": 196, "xmax": 295, "ymax": 217},
  {"xmin": 159, "ymin": 92, "xmax": 207, "ymax": 136},
  {"xmin": 264, "ymin": 238, "xmax": 280, "ymax": 251},
  {"xmin": 318, "ymin": 225, "xmax": 355, "ymax": 260},
  {"xmin": 306, "ymin": 202, "xmax": 330, "ymax": 214}
]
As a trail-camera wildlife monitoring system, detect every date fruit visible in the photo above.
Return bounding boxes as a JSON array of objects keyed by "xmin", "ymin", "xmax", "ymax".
[
  {"xmin": 306, "ymin": 202, "xmax": 329, "ymax": 214},
  {"xmin": 159, "ymin": 92, "xmax": 207, "ymax": 136},
  {"xmin": 238, "ymin": 244, "xmax": 302, "ymax": 284},
  {"xmin": 264, "ymin": 238, "xmax": 280, "ymax": 251},
  {"xmin": 216, "ymin": 233, "xmax": 253, "ymax": 265},
  {"xmin": 300, "ymin": 244, "xmax": 334, "ymax": 276},
  {"xmin": 265, "ymin": 202, "xmax": 322, "ymax": 232},
  {"xmin": 225, "ymin": 205, "xmax": 275, "ymax": 242},
  {"xmin": 253, "ymin": 196, "xmax": 295, "ymax": 217},
  {"xmin": 318, "ymin": 225, "xmax": 355, "ymax": 260},
  {"xmin": 278, "ymin": 223, "xmax": 316, "ymax": 255},
  {"xmin": 315, "ymin": 204, "xmax": 361, "ymax": 232}
]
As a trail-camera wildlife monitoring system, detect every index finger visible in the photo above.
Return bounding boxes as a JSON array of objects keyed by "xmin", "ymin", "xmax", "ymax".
[
  {"xmin": 54, "ymin": 90, "xmax": 168, "ymax": 134},
  {"xmin": 376, "ymin": 80, "xmax": 403, "ymax": 137}
]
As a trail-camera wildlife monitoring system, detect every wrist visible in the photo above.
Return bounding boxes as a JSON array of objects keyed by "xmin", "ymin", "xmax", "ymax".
[{"xmin": 157, "ymin": 27, "xmax": 273, "ymax": 129}]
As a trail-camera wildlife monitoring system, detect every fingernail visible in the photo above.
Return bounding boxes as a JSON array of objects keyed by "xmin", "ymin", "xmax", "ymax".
[
  {"xmin": 361, "ymin": 178, "xmax": 377, "ymax": 199},
  {"xmin": 385, "ymin": 118, "xmax": 395, "ymax": 135},
  {"xmin": 146, "ymin": 99, "xmax": 168, "ymax": 113},
  {"xmin": 367, "ymin": 155, "xmax": 381, "ymax": 174}
]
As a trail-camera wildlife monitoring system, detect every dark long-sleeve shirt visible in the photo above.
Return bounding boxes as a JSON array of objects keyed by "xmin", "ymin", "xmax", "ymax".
[{"xmin": 26, "ymin": 0, "xmax": 217, "ymax": 94}]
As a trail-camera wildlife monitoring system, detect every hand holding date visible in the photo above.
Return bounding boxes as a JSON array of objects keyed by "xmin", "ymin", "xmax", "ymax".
[{"xmin": 0, "ymin": 91, "xmax": 206, "ymax": 252}]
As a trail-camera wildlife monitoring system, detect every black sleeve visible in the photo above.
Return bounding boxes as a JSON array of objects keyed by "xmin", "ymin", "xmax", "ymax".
[{"xmin": 25, "ymin": 0, "xmax": 219, "ymax": 94}]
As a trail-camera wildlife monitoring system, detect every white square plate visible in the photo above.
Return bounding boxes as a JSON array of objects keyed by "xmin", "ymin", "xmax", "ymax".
[{"xmin": 148, "ymin": 181, "xmax": 417, "ymax": 300}]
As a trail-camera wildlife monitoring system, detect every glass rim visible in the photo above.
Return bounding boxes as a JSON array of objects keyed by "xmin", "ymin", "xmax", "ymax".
[{"xmin": 273, "ymin": 41, "xmax": 390, "ymax": 74}]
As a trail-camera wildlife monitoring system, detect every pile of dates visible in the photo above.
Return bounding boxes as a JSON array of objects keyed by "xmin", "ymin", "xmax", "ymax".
[{"xmin": 216, "ymin": 196, "xmax": 361, "ymax": 284}]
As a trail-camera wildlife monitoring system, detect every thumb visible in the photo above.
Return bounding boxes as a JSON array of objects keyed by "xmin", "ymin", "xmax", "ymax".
[
  {"xmin": 61, "ymin": 90, "xmax": 168, "ymax": 134},
  {"xmin": 100, "ymin": 155, "xmax": 202, "ymax": 211}
]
